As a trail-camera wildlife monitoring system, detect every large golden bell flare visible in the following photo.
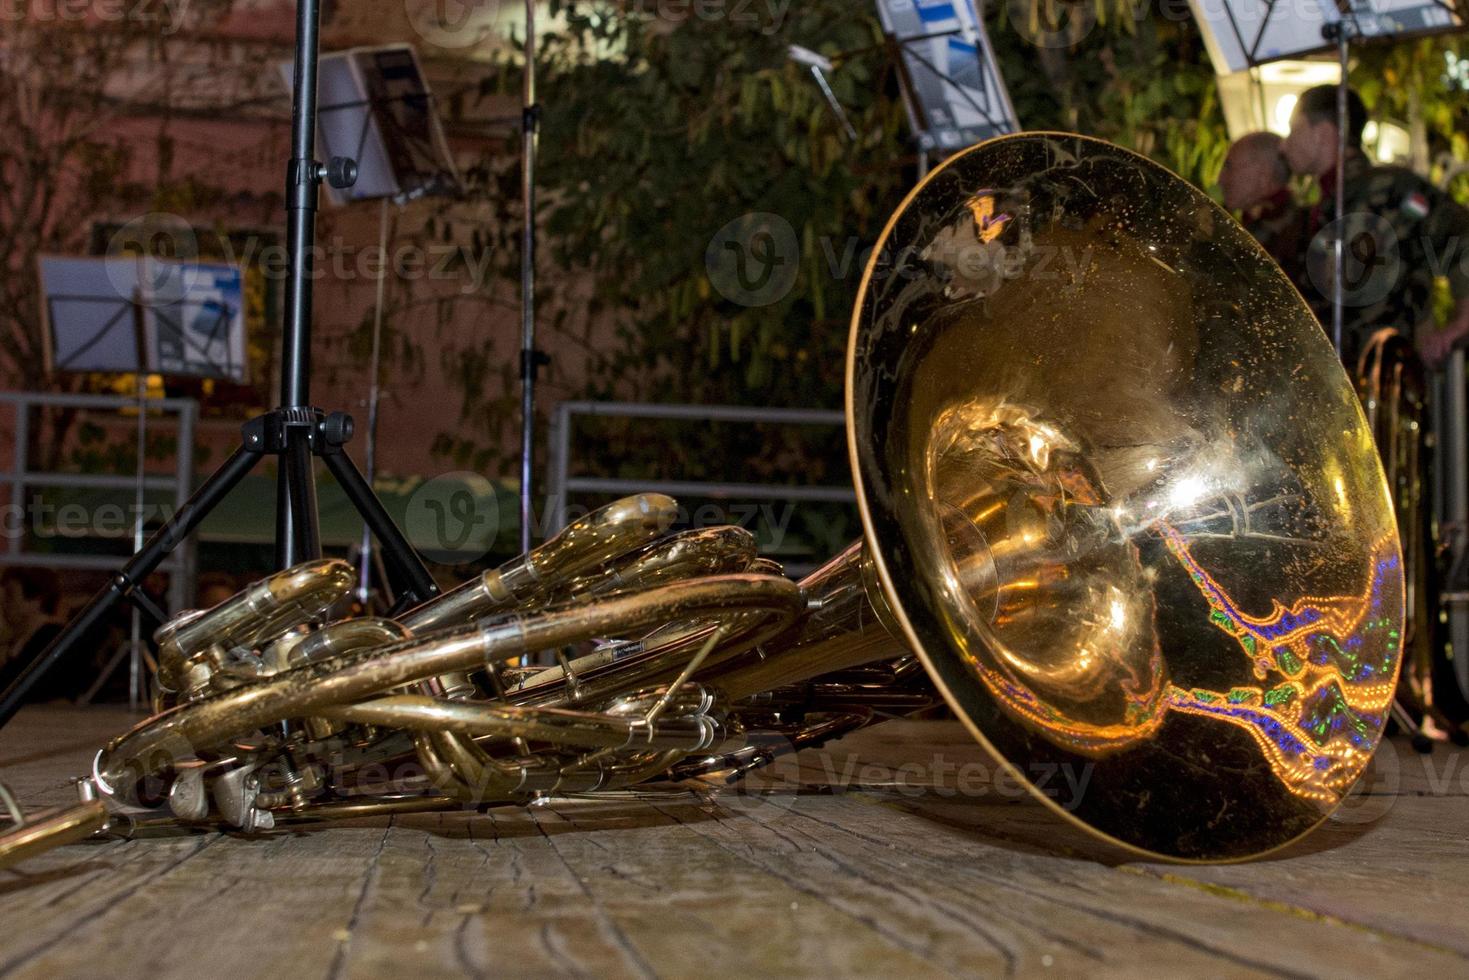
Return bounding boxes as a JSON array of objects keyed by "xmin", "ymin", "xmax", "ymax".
[{"xmin": 849, "ymin": 133, "xmax": 1404, "ymax": 860}]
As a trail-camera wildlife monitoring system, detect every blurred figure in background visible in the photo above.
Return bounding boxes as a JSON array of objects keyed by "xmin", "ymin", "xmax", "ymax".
[
  {"xmin": 0, "ymin": 568, "xmax": 65, "ymax": 698},
  {"xmin": 1283, "ymin": 84, "xmax": 1469, "ymax": 368},
  {"xmin": 196, "ymin": 572, "xmax": 241, "ymax": 611},
  {"xmin": 1284, "ymin": 84, "xmax": 1469, "ymax": 741},
  {"xmin": 1218, "ymin": 131, "xmax": 1304, "ymax": 282}
]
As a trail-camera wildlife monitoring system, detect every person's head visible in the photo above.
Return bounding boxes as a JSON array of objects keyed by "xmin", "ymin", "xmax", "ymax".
[
  {"xmin": 1219, "ymin": 132, "xmax": 1289, "ymax": 210},
  {"xmin": 1283, "ymin": 84, "xmax": 1367, "ymax": 178},
  {"xmin": 196, "ymin": 572, "xmax": 240, "ymax": 610}
]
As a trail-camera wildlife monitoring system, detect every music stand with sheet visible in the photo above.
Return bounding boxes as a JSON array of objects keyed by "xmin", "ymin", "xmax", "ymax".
[
  {"xmin": 34, "ymin": 253, "xmax": 246, "ymax": 708},
  {"xmin": 38, "ymin": 255, "xmax": 147, "ymax": 375},
  {"xmin": 40, "ymin": 256, "xmax": 247, "ymax": 382},
  {"xmin": 139, "ymin": 260, "xmax": 248, "ymax": 383},
  {"xmin": 874, "ymin": 0, "xmax": 1020, "ymax": 167},
  {"xmin": 1190, "ymin": 0, "xmax": 1464, "ymax": 75},
  {"xmin": 285, "ymin": 43, "xmax": 461, "ymax": 206}
]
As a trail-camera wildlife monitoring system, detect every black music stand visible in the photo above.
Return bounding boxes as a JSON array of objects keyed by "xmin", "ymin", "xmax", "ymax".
[
  {"xmin": 38, "ymin": 256, "xmax": 147, "ymax": 375},
  {"xmin": 0, "ymin": 0, "xmax": 441, "ymax": 730}
]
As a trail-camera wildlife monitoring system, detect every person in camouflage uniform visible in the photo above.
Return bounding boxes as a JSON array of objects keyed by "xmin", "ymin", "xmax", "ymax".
[{"xmin": 1282, "ymin": 85, "xmax": 1469, "ymax": 370}]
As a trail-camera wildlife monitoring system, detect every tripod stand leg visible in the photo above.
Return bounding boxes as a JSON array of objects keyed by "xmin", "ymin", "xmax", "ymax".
[
  {"xmin": 129, "ymin": 586, "xmax": 168, "ymax": 629},
  {"xmin": 0, "ymin": 445, "xmax": 262, "ymax": 730},
  {"xmin": 322, "ymin": 449, "xmax": 438, "ymax": 605},
  {"xmin": 277, "ymin": 428, "xmax": 321, "ymax": 567}
]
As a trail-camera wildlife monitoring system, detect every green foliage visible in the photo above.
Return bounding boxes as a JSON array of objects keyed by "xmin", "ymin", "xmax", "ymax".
[
  {"xmin": 462, "ymin": 0, "xmax": 915, "ymax": 488},
  {"xmin": 453, "ymin": 1, "xmax": 1467, "ymax": 503},
  {"xmin": 988, "ymin": 0, "xmax": 1230, "ymax": 188},
  {"xmin": 1356, "ymin": 36, "xmax": 1469, "ymax": 200},
  {"xmin": 508, "ymin": 0, "xmax": 910, "ymax": 412},
  {"xmin": 471, "ymin": 3, "xmax": 1235, "ymax": 430},
  {"xmin": 69, "ymin": 419, "xmax": 179, "ymax": 475}
]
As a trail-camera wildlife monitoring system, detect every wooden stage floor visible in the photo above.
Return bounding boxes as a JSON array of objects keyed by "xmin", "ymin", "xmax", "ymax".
[{"xmin": 0, "ymin": 705, "xmax": 1465, "ymax": 978}]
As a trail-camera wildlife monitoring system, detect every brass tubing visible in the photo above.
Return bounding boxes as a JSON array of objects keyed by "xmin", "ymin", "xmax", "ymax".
[
  {"xmin": 318, "ymin": 695, "xmax": 717, "ymax": 752},
  {"xmin": 0, "ymin": 800, "xmax": 109, "ymax": 871},
  {"xmin": 271, "ymin": 795, "xmax": 462, "ymax": 822},
  {"xmin": 693, "ymin": 543, "xmax": 908, "ymax": 701},
  {"xmin": 509, "ymin": 609, "xmax": 785, "ymax": 710},
  {"xmin": 400, "ymin": 493, "xmax": 679, "ymax": 699},
  {"xmin": 573, "ymin": 526, "xmax": 759, "ymax": 598},
  {"xmin": 413, "ymin": 734, "xmax": 475, "ymax": 801},
  {"xmin": 287, "ymin": 618, "xmax": 410, "ymax": 667},
  {"xmin": 156, "ymin": 560, "xmax": 355, "ymax": 691},
  {"xmin": 401, "ymin": 493, "xmax": 678, "ymax": 633},
  {"xmin": 429, "ymin": 729, "xmax": 522, "ymax": 798},
  {"xmin": 97, "ymin": 574, "xmax": 804, "ymax": 791}
]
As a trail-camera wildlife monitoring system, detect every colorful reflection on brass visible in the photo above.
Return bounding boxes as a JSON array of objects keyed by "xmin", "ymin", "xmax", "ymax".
[
  {"xmin": 965, "ymin": 193, "xmax": 1011, "ymax": 244},
  {"xmin": 1157, "ymin": 527, "xmax": 1400, "ymax": 804},
  {"xmin": 964, "ymin": 520, "xmax": 1401, "ymax": 806}
]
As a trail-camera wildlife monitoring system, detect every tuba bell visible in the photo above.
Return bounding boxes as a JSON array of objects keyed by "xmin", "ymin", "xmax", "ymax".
[{"xmin": 0, "ymin": 133, "xmax": 1405, "ymax": 866}]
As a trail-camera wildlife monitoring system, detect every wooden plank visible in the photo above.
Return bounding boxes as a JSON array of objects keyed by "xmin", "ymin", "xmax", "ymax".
[{"xmin": 1, "ymin": 708, "xmax": 1466, "ymax": 979}]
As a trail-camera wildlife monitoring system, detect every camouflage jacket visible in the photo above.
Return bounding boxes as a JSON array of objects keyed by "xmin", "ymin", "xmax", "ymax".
[
  {"xmin": 1242, "ymin": 189, "xmax": 1307, "ymax": 286},
  {"xmin": 1296, "ymin": 154, "xmax": 1469, "ymax": 362}
]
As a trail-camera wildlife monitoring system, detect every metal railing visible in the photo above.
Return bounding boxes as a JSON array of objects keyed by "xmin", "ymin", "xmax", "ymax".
[
  {"xmin": 0, "ymin": 390, "xmax": 197, "ymax": 612},
  {"xmin": 546, "ymin": 401, "xmax": 853, "ymax": 549}
]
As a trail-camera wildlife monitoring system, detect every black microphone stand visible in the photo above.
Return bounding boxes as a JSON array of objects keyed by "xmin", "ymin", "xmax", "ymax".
[
  {"xmin": 1321, "ymin": 16, "xmax": 1360, "ymax": 356},
  {"xmin": 519, "ymin": 0, "xmax": 548, "ymax": 554},
  {"xmin": 0, "ymin": 0, "xmax": 441, "ymax": 730}
]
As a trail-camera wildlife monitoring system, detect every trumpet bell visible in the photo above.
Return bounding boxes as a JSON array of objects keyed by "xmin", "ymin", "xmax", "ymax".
[{"xmin": 850, "ymin": 133, "xmax": 1404, "ymax": 860}]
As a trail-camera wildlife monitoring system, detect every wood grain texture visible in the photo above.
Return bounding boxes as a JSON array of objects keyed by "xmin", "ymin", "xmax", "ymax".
[{"xmin": 1, "ymin": 706, "xmax": 1465, "ymax": 979}]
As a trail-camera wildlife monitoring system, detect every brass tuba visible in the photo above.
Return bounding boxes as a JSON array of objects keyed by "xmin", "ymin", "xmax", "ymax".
[
  {"xmin": 0, "ymin": 134, "xmax": 1404, "ymax": 866},
  {"xmin": 1356, "ymin": 328, "xmax": 1469, "ymax": 747}
]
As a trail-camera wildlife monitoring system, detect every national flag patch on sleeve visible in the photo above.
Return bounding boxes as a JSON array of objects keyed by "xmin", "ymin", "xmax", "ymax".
[{"xmin": 1403, "ymin": 191, "xmax": 1431, "ymax": 220}]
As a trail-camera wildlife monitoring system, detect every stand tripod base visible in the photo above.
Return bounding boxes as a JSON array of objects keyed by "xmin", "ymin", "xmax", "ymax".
[{"xmin": 0, "ymin": 406, "xmax": 438, "ymax": 730}]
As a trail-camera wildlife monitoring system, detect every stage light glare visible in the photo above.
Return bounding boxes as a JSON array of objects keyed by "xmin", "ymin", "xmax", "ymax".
[{"xmin": 1272, "ymin": 93, "xmax": 1299, "ymax": 136}]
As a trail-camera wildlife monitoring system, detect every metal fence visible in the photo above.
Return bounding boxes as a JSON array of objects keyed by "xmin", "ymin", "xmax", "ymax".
[
  {"xmin": 0, "ymin": 390, "xmax": 197, "ymax": 612},
  {"xmin": 545, "ymin": 402, "xmax": 854, "ymax": 569}
]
